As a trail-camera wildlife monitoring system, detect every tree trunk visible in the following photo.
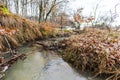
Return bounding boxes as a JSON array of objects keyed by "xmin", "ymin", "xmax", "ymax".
[{"xmin": 38, "ymin": 0, "xmax": 43, "ymax": 23}]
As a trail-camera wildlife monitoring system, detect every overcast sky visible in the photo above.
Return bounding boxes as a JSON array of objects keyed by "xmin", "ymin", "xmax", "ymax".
[{"xmin": 68, "ymin": 0, "xmax": 120, "ymax": 26}]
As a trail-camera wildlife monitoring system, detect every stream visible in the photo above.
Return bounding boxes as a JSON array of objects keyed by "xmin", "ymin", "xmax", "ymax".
[{"xmin": 2, "ymin": 45, "xmax": 102, "ymax": 80}]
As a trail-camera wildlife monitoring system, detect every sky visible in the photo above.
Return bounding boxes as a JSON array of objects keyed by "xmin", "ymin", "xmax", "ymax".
[{"xmin": 68, "ymin": 0, "xmax": 120, "ymax": 26}]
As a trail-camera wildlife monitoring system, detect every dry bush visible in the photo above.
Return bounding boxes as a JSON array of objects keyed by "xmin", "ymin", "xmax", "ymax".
[
  {"xmin": 62, "ymin": 30, "xmax": 120, "ymax": 80},
  {"xmin": 40, "ymin": 21, "xmax": 57, "ymax": 38},
  {"xmin": 0, "ymin": 14, "xmax": 58, "ymax": 51},
  {"xmin": 0, "ymin": 3, "xmax": 43, "ymax": 51},
  {"xmin": 0, "ymin": 14, "xmax": 43, "ymax": 51},
  {"xmin": 0, "ymin": 3, "xmax": 58, "ymax": 51}
]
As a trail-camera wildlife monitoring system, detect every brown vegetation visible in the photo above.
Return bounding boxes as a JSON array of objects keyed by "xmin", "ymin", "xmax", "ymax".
[
  {"xmin": 62, "ymin": 29, "xmax": 120, "ymax": 80},
  {"xmin": 0, "ymin": 3, "xmax": 57, "ymax": 51},
  {"xmin": 0, "ymin": 3, "xmax": 58, "ymax": 78},
  {"xmin": 0, "ymin": 13, "xmax": 43, "ymax": 51},
  {"xmin": 40, "ymin": 21, "xmax": 58, "ymax": 38}
]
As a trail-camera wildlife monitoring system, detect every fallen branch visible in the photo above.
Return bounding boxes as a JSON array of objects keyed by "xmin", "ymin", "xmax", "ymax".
[{"xmin": 0, "ymin": 53, "xmax": 26, "ymax": 67}]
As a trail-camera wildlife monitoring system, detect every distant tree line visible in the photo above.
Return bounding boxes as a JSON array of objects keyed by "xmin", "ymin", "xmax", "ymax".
[{"xmin": 0, "ymin": 0, "xmax": 71, "ymax": 24}]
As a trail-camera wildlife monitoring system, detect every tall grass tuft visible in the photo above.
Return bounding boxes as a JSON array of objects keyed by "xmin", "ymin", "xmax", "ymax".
[{"xmin": 0, "ymin": 2, "xmax": 43, "ymax": 51}]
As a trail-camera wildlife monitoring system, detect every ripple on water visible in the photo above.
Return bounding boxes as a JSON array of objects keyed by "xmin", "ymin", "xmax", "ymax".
[{"xmin": 3, "ymin": 50, "xmax": 100, "ymax": 80}]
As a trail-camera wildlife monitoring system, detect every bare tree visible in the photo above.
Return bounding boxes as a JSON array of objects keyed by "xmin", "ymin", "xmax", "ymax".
[
  {"xmin": 37, "ymin": 0, "xmax": 68, "ymax": 22},
  {"xmin": 0, "ymin": 0, "xmax": 70, "ymax": 23}
]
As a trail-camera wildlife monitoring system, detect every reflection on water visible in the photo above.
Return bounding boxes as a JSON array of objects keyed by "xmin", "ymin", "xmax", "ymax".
[
  {"xmin": 3, "ymin": 52, "xmax": 46, "ymax": 80},
  {"xmin": 2, "ymin": 47, "xmax": 101, "ymax": 80}
]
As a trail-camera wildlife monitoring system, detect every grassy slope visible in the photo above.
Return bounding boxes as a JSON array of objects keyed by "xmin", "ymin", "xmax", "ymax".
[{"xmin": 0, "ymin": 3, "xmax": 56, "ymax": 51}]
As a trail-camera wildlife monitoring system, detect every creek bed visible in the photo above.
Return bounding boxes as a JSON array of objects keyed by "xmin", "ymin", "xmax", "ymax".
[{"xmin": 2, "ymin": 46, "xmax": 102, "ymax": 80}]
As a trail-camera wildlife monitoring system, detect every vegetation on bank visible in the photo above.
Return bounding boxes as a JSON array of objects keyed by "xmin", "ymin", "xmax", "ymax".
[
  {"xmin": 0, "ymin": 2, "xmax": 58, "ymax": 51},
  {"xmin": 0, "ymin": 2, "xmax": 9, "ymax": 14},
  {"xmin": 0, "ymin": 1, "xmax": 120, "ymax": 80},
  {"xmin": 61, "ymin": 29, "xmax": 120, "ymax": 80},
  {"xmin": 0, "ymin": 2, "xmax": 58, "ymax": 78}
]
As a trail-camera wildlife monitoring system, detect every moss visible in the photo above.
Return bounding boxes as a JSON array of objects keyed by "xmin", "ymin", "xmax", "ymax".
[
  {"xmin": 0, "ymin": 3, "xmax": 10, "ymax": 14},
  {"xmin": 64, "ymin": 30, "xmax": 72, "ymax": 32},
  {"xmin": 42, "ymin": 31, "xmax": 52, "ymax": 37},
  {"xmin": 41, "ymin": 29, "xmax": 55, "ymax": 38}
]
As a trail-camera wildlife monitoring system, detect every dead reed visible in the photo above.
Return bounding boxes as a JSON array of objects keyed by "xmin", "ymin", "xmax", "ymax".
[
  {"xmin": 0, "ymin": 3, "xmax": 55, "ymax": 51},
  {"xmin": 62, "ymin": 30, "xmax": 120, "ymax": 80}
]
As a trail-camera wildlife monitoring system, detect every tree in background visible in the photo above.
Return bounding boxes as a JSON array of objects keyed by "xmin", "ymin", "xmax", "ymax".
[
  {"xmin": 73, "ymin": 8, "xmax": 94, "ymax": 30},
  {"xmin": 73, "ymin": 8, "xmax": 84, "ymax": 29},
  {"xmin": 0, "ymin": 0, "xmax": 69, "ymax": 23}
]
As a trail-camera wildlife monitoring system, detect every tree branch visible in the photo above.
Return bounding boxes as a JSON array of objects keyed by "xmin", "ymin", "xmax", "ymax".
[{"xmin": 45, "ymin": 0, "xmax": 65, "ymax": 21}]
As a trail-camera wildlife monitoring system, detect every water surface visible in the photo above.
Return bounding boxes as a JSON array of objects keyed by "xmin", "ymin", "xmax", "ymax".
[{"xmin": 2, "ymin": 46, "xmax": 102, "ymax": 80}]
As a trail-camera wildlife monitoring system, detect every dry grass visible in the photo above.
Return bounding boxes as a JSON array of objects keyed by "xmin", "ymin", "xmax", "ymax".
[
  {"xmin": 0, "ymin": 3, "xmax": 56, "ymax": 51},
  {"xmin": 62, "ymin": 30, "xmax": 120, "ymax": 80},
  {"xmin": 0, "ymin": 13, "xmax": 44, "ymax": 51},
  {"xmin": 40, "ymin": 21, "xmax": 57, "ymax": 38}
]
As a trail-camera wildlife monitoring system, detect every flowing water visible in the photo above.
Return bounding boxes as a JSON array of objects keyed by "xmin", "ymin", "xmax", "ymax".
[{"xmin": 2, "ymin": 46, "xmax": 102, "ymax": 80}]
